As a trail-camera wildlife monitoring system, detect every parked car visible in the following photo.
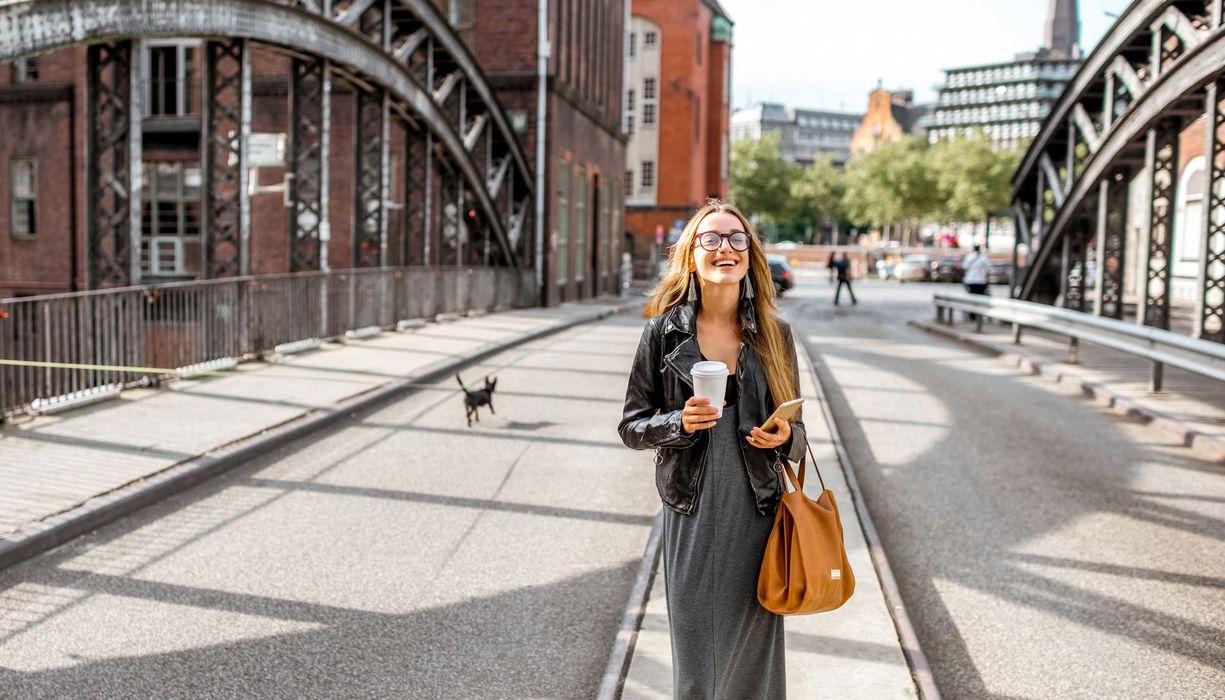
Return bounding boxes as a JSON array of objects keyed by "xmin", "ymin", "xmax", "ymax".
[
  {"xmin": 893, "ymin": 254, "xmax": 932, "ymax": 283},
  {"xmin": 767, "ymin": 254, "xmax": 795, "ymax": 296},
  {"xmin": 987, "ymin": 260, "xmax": 1012, "ymax": 285},
  {"xmin": 931, "ymin": 255, "xmax": 965, "ymax": 283}
]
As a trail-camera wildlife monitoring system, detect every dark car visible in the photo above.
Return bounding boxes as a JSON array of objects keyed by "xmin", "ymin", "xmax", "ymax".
[
  {"xmin": 987, "ymin": 259, "xmax": 1012, "ymax": 285},
  {"xmin": 767, "ymin": 254, "xmax": 795, "ymax": 296},
  {"xmin": 931, "ymin": 255, "xmax": 965, "ymax": 283}
]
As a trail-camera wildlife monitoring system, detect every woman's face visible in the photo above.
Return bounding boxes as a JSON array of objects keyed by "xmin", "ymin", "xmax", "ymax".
[{"xmin": 691, "ymin": 211, "xmax": 750, "ymax": 287}]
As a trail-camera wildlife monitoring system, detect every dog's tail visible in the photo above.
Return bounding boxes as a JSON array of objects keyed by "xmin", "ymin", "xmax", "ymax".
[{"xmin": 455, "ymin": 373, "xmax": 469, "ymax": 395}]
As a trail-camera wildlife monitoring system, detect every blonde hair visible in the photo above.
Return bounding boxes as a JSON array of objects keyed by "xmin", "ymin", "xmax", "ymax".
[{"xmin": 644, "ymin": 199, "xmax": 798, "ymax": 408}]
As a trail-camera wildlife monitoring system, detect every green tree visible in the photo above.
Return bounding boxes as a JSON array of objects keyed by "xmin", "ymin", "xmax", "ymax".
[
  {"xmin": 928, "ymin": 133, "xmax": 1020, "ymax": 225},
  {"xmin": 730, "ymin": 132, "xmax": 798, "ymax": 234},
  {"xmin": 843, "ymin": 137, "xmax": 937, "ymax": 239},
  {"xmin": 786, "ymin": 155, "xmax": 845, "ymax": 242}
]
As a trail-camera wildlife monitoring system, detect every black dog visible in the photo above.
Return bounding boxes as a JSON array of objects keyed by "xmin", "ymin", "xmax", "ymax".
[{"xmin": 456, "ymin": 374, "xmax": 497, "ymax": 427}]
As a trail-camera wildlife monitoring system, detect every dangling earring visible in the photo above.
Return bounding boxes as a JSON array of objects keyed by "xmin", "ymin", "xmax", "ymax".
[
  {"xmin": 687, "ymin": 271, "xmax": 700, "ymax": 303},
  {"xmin": 741, "ymin": 272, "xmax": 755, "ymax": 300}
]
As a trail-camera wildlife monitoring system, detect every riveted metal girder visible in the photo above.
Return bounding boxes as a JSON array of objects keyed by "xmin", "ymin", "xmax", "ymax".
[
  {"xmin": 290, "ymin": 56, "xmax": 329, "ymax": 272},
  {"xmin": 1142, "ymin": 121, "xmax": 1178, "ymax": 329},
  {"xmin": 0, "ymin": 0, "xmax": 534, "ymax": 270},
  {"xmin": 86, "ymin": 41, "xmax": 140, "ymax": 289},
  {"xmin": 202, "ymin": 39, "xmax": 250, "ymax": 278},
  {"xmin": 1016, "ymin": 13, "xmax": 1225, "ymax": 300},
  {"xmin": 1199, "ymin": 80, "xmax": 1225, "ymax": 341}
]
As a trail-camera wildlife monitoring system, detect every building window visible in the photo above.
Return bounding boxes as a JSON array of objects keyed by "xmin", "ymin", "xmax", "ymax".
[
  {"xmin": 643, "ymin": 78, "xmax": 656, "ymax": 100},
  {"xmin": 447, "ymin": 0, "xmax": 476, "ymax": 30},
  {"xmin": 625, "ymin": 169, "xmax": 634, "ymax": 197},
  {"xmin": 575, "ymin": 168, "xmax": 587, "ymax": 282},
  {"xmin": 13, "ymin": 58, "xmax": 38, "ymax": 83},
  {"xmin": 144, "ymin": 43, "xmax": 199, "ymax": 117},
  {"xmin": 141, "ymin": 162, "xmax": 202, "ymax": 277},
  {"xmin": 629, "ymin": 33, "xmax": 637, "ymax": 57},
  {"xmin": 9, "ymin": 159, "xmax": 36, "ymax": 236},
  {"xmin": 557, "ymin": 158, "xmax": 570, "ymax": 284},
  {"xmin": 643, "ymin": 103, "xmax": 656, "ymax": 126},
  {"xmin": 644, "ymin": 31, "xmax": 658, "ymax": 47},
  {"xmin": 641, "ymin": 160, "xmax": 654, "ymax": 190},
  {"xmin": 627, "ymin": 89, "xmax": 635, "ymax": 112},
  {"xmin": 627, "ymin": 114, "xmax": 635, "ymax": 135}
]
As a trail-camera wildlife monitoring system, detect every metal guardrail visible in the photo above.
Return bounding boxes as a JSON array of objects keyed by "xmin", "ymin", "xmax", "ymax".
[
  {"xmin": 932, "ymin": 293, "xmax": 1225, "ymax": 392},
  {"xmin": 0, "ymin": 266, "xmax": 536, "ymax": 420}
]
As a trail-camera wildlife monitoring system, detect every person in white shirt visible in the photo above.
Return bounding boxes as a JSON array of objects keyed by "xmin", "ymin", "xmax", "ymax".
[{"xmin": 962, "ymin": 245, "xmax": 990, "ymax": 295}]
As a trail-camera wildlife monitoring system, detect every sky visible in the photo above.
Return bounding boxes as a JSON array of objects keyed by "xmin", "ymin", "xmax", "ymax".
[{"xmin": 717, "ymin": 0, "xmax": 1133, "ymax": 114}]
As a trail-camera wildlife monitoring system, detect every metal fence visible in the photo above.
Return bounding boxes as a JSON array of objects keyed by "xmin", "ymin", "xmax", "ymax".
[{"xmin": 0, "ymin": 266, "xmax": 537, "ymax": 420}]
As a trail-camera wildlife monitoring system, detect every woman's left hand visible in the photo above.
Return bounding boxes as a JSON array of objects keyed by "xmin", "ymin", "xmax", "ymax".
[{"xmin": 747, "ymin": 418, "xmax": 790, "ymax": 450}]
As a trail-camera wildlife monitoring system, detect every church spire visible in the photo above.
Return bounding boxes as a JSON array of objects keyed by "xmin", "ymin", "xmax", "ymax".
[{"xmin": 1045, "ymin": 0, "xmax": 1081, "ymax": 58}]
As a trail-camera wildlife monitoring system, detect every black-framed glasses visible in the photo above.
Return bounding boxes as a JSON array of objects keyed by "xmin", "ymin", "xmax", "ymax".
[{"xmin": 695, "ymin": 230, "xmax": 751, "ymax": 252}]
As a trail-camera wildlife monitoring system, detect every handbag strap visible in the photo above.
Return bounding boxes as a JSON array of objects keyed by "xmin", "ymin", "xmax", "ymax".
[{"xmin": 780, "ymin": 440, "xmax": 827, "ymax": 494}]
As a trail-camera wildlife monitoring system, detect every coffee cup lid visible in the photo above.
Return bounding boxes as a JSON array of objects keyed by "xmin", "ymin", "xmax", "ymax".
[{"xmin": 691, "ymin": 361, "xmax": 729, "ymax": 377}]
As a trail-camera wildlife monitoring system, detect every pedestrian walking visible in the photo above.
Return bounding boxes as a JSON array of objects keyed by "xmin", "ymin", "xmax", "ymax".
[
  {"xmin": 962, "ymin": 244, "xmax": 990, "ymax": 296},
  {"xmin": 833, "ymin": 252, "xmax": 857, "ymax": 306},
  {"xmin": 619, "ymin": 198, "xmax": 806, "ymax": 699},
  {"xmin": 827, "ymin": 250, "xmax": 837, "ymax": 283}
]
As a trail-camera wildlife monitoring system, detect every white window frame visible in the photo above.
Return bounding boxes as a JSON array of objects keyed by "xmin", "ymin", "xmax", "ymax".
[{"xmin": 9, "ymin": 158, "xmax": 36, "ymax": 237}]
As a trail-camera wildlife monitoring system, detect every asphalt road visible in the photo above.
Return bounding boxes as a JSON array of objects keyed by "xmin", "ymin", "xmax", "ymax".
[
  {"xmin": 784, "ymin": 276, "xmax": 1225, "ymax": 699},
  {"xmin": 0, "ymin": 316, "xmax": 659, "ymax": 699}
]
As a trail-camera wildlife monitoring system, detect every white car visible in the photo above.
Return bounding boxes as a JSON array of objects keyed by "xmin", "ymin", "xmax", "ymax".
[{"xmin": 893, "ymin": 254, "xmax": 932, "ymax": 283}]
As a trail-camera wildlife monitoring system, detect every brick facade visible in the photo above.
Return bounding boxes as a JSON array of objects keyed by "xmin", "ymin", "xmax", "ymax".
[
  {"xmin": 466, "ymin": 0, "xmax": 628, "ymax": 305},
  {"xmin": 622, "ymin": 0, "xmax": 731, "ymax": 274},
  {"xmin": 1, "ymin": 7, "xmax": 625, "ymax": 306}
]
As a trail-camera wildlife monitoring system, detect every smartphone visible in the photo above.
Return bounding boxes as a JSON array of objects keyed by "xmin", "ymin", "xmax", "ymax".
[{"xmin": 757, "ymin": 398, "xmax": 804, "ymax": 433}]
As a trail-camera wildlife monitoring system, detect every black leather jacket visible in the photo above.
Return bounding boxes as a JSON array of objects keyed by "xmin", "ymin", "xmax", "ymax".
[{"xmin": 618, "ymin": 302, "xmax": 807, "ymax": 516}]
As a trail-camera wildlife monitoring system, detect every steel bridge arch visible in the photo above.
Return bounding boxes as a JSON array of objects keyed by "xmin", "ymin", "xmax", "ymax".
[
  {"xmin": 1012, "ymin": 0, "xmax": 1225, "ymax": 340},
  {"xmin": 0, "ymin": 0, "xmax": 534, "ymax": 282}
]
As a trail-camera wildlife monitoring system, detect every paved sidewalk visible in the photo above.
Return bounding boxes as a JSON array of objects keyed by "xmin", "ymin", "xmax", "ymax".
[
  {"xmin": 620, "ymin": 333, "xmax": 919, "ymax": 698},
  {"xmin": 911, "ymin": 317, "xmax": 1225, "ymax": 461},
  {"xmin": 0, "ymin": 297, "xmax": 642, "ymax": 568}
]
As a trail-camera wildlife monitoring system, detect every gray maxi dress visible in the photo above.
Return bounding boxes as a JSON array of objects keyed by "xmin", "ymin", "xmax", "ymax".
[{"xmin": 662, "ymin": 372, "xmax": 786, "ymax": 699}]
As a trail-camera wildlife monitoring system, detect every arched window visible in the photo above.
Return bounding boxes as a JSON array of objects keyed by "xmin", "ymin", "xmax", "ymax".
[{"xmin": 1176, "ymin": 156, "xmax": 1207, "ymax": 263}]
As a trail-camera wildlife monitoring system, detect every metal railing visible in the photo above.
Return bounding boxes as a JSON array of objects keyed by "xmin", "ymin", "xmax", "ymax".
[
  {"xmin": 932, "ymin": 292, "xmax": 1225, "ymax": 392},
  {"xmin": 0, "ymin": 266, "xmax": 536, "ymax": 420}
]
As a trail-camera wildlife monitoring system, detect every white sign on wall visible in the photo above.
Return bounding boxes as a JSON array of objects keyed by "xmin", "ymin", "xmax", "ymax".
[{"xmin": 248, "ymin": 133, "xmax": 287, "ymax": 167}]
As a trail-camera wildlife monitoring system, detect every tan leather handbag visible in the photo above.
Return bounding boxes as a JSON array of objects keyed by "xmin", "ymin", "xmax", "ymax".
[{"xmin": 757, "ymin": 442, "xmax": 855, "ymax": 615}]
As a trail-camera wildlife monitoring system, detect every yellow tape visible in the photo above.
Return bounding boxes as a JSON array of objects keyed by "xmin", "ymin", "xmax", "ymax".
[
  {"xmin": 0, "ymin": 358, "xmax": 189, "ymax": 374},
  {"xmin": 0, "ymin": 358, "xmax": 459, "ymax": 390}
]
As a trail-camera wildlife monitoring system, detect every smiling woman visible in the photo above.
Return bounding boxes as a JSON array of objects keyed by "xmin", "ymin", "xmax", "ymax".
[{"xmin": 619, "ymin": 198, "xmax": 808, "ymax": 697}]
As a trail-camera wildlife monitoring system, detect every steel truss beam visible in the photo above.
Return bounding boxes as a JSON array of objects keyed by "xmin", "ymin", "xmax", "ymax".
[
  {"xmin": 1095, "ymin": 169, "xmax": 1129, "ymax": 319},
  {"xmin": 86, "ymin": 41, "xmax": 140, "ymax": 289},
  {"xmin": 439, "ymin": 167, "xmax": 462, "ymax": 266},
  {"xmin": 1199, "ymin": 81, "xmax": 1225, "ymax": 341},
  {"xmin": 355, "ymin": 86, "xmax": 388, "ymax": 267},
  {"xmin": 1142, "ymin": 120, "xmax": 1178, "ymax": 329},
  {"xmin": 0, "ymin": 0, "xmax": 534, "ymax": 272},
  {"xmin": 1016, "ymin": 14, "xmax": 1225, "ymax": 300},
  {"xmin": 290, "ymin": 56, "xmax": 330, "ymax": 272},
  {"xmin": 202, "ymin": 39, "xmax": 250, "ymax": 278},
  {"xmin": 403, "ymin": 129, "xmax": 431, "ymax": 265}
]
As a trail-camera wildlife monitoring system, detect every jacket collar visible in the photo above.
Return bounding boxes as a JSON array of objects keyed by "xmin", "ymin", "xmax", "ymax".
[{"xmin": 661, "ymin": 296, "xmax": 759, "ymax": 337}]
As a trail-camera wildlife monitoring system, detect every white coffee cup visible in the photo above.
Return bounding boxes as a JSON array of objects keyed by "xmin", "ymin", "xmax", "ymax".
[{"xmin": 691, "ymin": 361, "xmax": 730, "ymax": 419}]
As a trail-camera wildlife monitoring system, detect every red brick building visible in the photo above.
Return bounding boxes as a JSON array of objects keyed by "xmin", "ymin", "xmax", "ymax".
[
  {"xmin": 0, "ymin": 3, "xmax": 626, "ymax": 306},
  {"xmin": 623, "ymin": 0, "xmax": 732, "ymax": 274},
  {"xmin": 459, "ymin": 0, "xmax": 628, "ymax": 304},
  {"xmin": 0, "ymin": 44, "xmax": 393, "ymax": 298}
]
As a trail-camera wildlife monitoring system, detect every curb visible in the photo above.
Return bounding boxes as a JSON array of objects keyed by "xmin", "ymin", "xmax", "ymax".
[
  {"xmin": 909, "ymin": 320, "xmax": 1225, "ymax": 463},
  {"xmin": 792, "ymin": 308, "xmax": 942, "ymax": 700},
  {"xmin": 596, "ymin": 509, "xmax": 664, "ymax": 700},
  {"xmin": 0, "ymin": 300, "xmax": 642, "ymax": 573}
]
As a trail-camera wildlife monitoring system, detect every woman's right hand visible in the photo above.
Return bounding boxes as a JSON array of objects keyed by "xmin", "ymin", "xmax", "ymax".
[{"xmin": 681, "ymin": 396, "xmax": 721, "ymax": 434}]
